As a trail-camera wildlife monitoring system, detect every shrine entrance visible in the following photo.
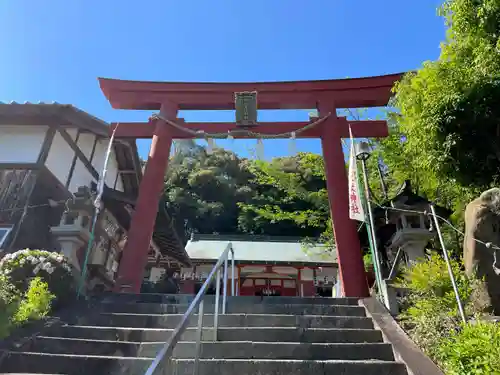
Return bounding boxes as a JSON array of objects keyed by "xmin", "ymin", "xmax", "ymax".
[
  {"xmin": 239, "ymin": 273, "xmax": 298, "ymax": 297},
  {"xmin": 99, "ymin": 73, "xmax": 401, "ymax": 297}
]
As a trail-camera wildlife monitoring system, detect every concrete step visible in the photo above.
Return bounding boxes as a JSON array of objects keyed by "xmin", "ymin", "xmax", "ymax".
[
  {"xmin": 168, "ymin": 359, "xmax": 409, "ymax": 375},
  {"xmin": 98, "ymin": 302, "xmax": 367, "ymax": 316},
  {"xmin": 76, "ymin": 312, "xmax": 375, "ymax": 330},
  {"xmin": 26, "ymin": 336, "xmax": 396, "ymax": 361},
  {"xmin": 98, "ymin": 293, "xmax": 360, "ymax": 306},
  {"xmin": 44, "ymin": 325, "xmax": 384, "ymax": 343},
  {"xmin": 0, "ymin": 351, "xmax": 151, "ymax": 375},
  {"xmin": 0, "ymin": 354, "xmax": 408, "ymax": 375}
]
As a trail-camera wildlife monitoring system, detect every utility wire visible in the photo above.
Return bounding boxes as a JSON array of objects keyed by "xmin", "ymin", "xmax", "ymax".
[
  {"xmin": 0, "ymin": 197, "xmax": 76, "ymax": 214},
  {"xmin": 370, "ymin": 201, "xmax": 500, "ymax": 251},
  {"xmin": 2, "ymin": 195, "xmax": 498, "ymax": 253}
]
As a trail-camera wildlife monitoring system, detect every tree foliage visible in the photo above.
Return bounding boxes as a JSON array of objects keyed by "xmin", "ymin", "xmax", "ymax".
[
  {"xmin": 391, "ymin": 0, "xmax": 500, "ymax": 199},
  {"xmin": 239, "ymin": 152, "xmax": 331, "ymax": 241},
  {"xmin": 164, "ymin": 143, "xmax": 254, "ymax": 238},
  {"xmin": 163, "ymin": 0, "xmax": 500, "ymax": 256},
  {"xmin": 164, "ymin": 143, "xmax": 335, "ymax": 241},
  {"xmin": 396, "ymin": 256, "xmax": 499, "ymax": 374}
]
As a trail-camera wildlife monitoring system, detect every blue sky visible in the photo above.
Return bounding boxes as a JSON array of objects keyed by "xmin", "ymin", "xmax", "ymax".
[{"xmin": 0, "ymin": 0, "xmax": 445, "ymax": 159}]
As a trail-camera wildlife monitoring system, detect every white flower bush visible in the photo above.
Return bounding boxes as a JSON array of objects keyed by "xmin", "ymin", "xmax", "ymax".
[{"xmin": 0, "ymin": 249, "xmax": 75, "ymax": 304}]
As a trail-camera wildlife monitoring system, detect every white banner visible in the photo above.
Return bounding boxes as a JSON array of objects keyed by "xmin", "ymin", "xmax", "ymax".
[
  {"xmin": 94, "ymin": 125, "xmax": 118, "ymax": 209},
  {"xmin": 348, "ymin": 127, "xmax": 366, "ymax": 221}
]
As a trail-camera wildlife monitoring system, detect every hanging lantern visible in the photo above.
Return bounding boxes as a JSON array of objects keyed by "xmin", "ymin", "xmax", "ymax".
[
  {"xmin": 235, "ymin": 91, "xmax": 258, "ymax": 126},
  {"xmin": 227, "ymin": 131, "xmax": 234, "ymax": 141}
]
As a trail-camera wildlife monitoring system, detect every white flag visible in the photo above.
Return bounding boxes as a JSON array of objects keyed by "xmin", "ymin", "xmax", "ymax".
[
  {"xmin": 348, "ymin": 126, "xmax": 365, "ymax": 221},
  {"xmin": 94, "ymin": 125, "xmax": 118, "ymax": 209}
]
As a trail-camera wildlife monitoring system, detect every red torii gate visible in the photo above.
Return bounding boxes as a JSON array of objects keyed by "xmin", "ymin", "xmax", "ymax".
[{"xmin": 99, "ymin": 73, "xmax": 402, "ymax": 296}]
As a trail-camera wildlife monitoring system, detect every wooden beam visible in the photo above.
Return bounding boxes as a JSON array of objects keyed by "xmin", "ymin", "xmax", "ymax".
[
  {"xmin": 110, "ymin": 119, "xmax": 388, "ymax": 139},
  {"xmin": 113, "ymin": 170, "xmax": 119, "ymax": 189},
  {"xmin": 4, "ymin": 126, "xmax": 53, "ymax": 250},
  {"xmin": 58, "ymin": 129, "xmax": 99, "ymax": 180},
  {"xmin": 0, "ymin": 163, "xmax": 39, "ymax": 170},
  {"xmin": 37, "ymin": 126, "xmax": 57, "ymax": 166},
  {"xmin": 99, "ymin": 73, "xmax": 402, "ymax": 110},
  {"xmin": 65, "ymin": 129, "xmax": 81, "ymax": 188},
  {"xmin": 89, "ymin": 135, "xmax": 98, "ymax": 164}
]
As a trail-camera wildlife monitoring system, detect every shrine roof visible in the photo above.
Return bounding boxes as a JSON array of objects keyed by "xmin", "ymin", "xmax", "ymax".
[
  {"xmin": 99, "ymin": 73, "xmax": 403, "ymax": 111},
  {"xmin": 185, "ymin": 234, "xmax": 336, "ymax": 266},
  {"xmin": 102, "ymin": 189, "xmax": 191, "ymax": 266},
  {"xmin": 372, "ymin": 180, "xmax": 453, "ymax": 220}
]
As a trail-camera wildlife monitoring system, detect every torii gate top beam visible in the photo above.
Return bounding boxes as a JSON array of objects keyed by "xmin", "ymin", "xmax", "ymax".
[{"xmin": 99, "ymin": 73, "xmax": 403, "ymax": 111}]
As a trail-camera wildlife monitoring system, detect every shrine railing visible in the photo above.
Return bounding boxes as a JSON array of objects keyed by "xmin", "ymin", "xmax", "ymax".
[{"xmin": 144, "ymin": 242, "xmax": 235, "ymax": 375}]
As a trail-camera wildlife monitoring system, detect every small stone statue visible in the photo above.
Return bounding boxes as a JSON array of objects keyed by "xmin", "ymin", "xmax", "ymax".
[{"xmin": 464, "ymin": 188, "xmax": 500, "ymax": 314}]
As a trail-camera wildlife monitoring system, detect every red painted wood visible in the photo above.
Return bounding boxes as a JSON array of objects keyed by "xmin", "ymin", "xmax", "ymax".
[
  {"xmin": 110, "ymin": 119, "xmax": 388, "ymax": 139},
  {"xmin": 239, "ymin": 277, "xmax": 298, "ymax": 297},
  {"xmin": 99, "ymin": 73, "xmax": 402, "ymax": 110},
  {"xmin": 101, "ymin": 75, "xmax": 398, "ymax": 296},
  {"xmin": 319, "ymin": 103, "xmax": 369, "ymax": 298},
  {"xmin": 114, "ymin": 117, "xmax": 174, "ymax": 293},
  {"xmin": 300, "ymin": 281, "xmax": 316, "ymax": 297}
]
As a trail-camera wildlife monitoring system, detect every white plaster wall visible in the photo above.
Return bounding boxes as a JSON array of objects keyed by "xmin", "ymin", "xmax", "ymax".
[
  {"xmin": 68, "ymin": 133, "xmax": 98, "ymax": 193},
  {"xmin": 150, "ymin": 267, "xmax": 165, "ymax": 282},
  {"xmin": 68, "ymin": 159, "xmax": 96, "ymax": 194},
  {"xmin": 300, "ymin": 267, "xmax": 314, "ymax": 281},
  {"xmin": 194, "ymin": 265, "xmax": 213, "ymax": 278},
  {"xmin": 0, "ymin": 126, "xmax": 47, "ymax": 163},
  {"xmin": 45, "ymin": 131, "xmax": 74, "ymax": 185},
  {"xmin": 66, "ymin": 128, "xmax": 78, "ymax": 141},
  {"xmin": 105, "ymin": 151, "xmax": 120, "ymax": 191},
  {"xmin": 77, "ymin": 132, "xmax": 95, "ymax": 159},
  {"xmin": 272, "ymin": 266, "xmax": 298, "ymax": 275},
  {"xmin": 91, "ymin": 139, "xmax": 123, "ymax": 192},
  {"xmin": 67, "ymin": 133, "xmax": 125, "ymax": 193},
  {"xmin": 115, "ymin": 173, "xmax": 124, "ymax": 192},
  {"xmin": 316, "ymin": 267, "xmax": 337, "ymax": 278},
  {"xmin": 240, "ymin": 265, "xmax": 267, "ymax": 274},
  {"xmin": 316, "ymin": 267, "xmax": 337, "ymax": 283},
  {"xmin": 0, "ymin": 125, "xmax": 127, "ymax": 195}
]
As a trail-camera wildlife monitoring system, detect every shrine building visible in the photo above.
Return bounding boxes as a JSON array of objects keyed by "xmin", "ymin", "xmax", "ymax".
[{"xmin": 146, "ymin": 234, "xmax": 337, "ymax": 297}]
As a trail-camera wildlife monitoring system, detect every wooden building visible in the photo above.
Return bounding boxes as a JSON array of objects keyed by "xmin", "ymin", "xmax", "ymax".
[
  {"xmin": 146, "ymin": 234, "xmax": 338, "ymax": 297},
  {"xmin": 0, "ymin": 102, "xmax": 189, "ymax": 292}
]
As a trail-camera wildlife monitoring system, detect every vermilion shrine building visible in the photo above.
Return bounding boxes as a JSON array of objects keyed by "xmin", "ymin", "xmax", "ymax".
[
  {"xmin": 99, "ymin": 73, "xmax": 402, "ymax": 297},
  {"xmin": 146, "ymin": 234, "xmax": 338, "ymax": 297}
]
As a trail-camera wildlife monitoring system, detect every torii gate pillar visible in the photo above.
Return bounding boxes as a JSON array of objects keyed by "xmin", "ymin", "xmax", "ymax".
[
  {"xmin": 114, "ymin": 106, "xmax": 175, "ymax": 292},
  {"xmin": 319, "ymin": 102, "xmax": 368, "ymax": 297}
]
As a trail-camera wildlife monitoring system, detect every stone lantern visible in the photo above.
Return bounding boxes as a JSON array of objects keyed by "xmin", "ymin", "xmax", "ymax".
[
  {"xmin": 50, "ymin": 186, "xmax": 94, "ymax": 272},
  {"xmin": 387, "ymin": 208, "xmax": 433, "ymax": 265},
  {"xmin": 362, "ymin": 180, "xmax": 452, "ymax": 315}
]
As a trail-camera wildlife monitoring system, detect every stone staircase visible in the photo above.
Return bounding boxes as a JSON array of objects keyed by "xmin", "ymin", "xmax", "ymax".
[{"xmin": 0, "ymin": 294, "xmax": 409, "ymax": 374}]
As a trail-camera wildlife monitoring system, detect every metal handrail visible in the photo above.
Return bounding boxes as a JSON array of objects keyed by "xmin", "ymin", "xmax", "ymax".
[{"xmin": 144, "ymin": 242, "xmax": 235, "ymax": 375}]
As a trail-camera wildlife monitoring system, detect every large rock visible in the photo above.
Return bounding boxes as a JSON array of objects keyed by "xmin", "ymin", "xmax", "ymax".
[{"xmin": 464, "ymin": 188, "xmax": 500, "ymax": 314}]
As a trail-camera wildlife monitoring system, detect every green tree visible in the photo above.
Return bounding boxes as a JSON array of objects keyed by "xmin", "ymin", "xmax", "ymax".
[
  {"xmin": 239, "ymin": 152, "xmax": 331, "ymax": 240},
  {"xmin": 390, "ymin": 0, "xmax": 500, "ymax": 202},
  {"xmin": 164, "ymin": 145, "xmax": 254, "ymax": 238},
  {"xmin": 164, "ymin": 145, "xmax": 336, "ymax": 241}
]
